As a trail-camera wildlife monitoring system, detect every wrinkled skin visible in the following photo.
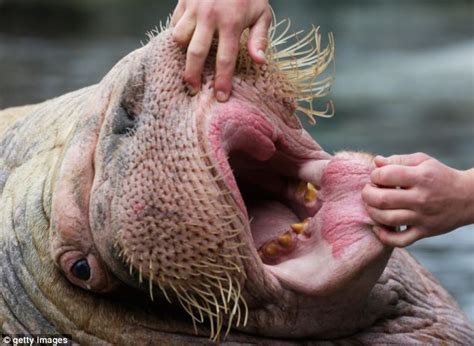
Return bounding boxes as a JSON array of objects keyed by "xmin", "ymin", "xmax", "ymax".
[{"xmin": 1, "ymin": 26, "xmax": 473, "ymax": 344}]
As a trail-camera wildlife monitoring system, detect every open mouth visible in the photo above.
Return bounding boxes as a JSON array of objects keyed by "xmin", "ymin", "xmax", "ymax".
[
  {"xmin": 205, "ymin": 101, "xmax": 386, "ymax": 299},
  {"xmin": 206, "ymin": 104, "xmax": 334, "ymax": 285},
  {"xmin": 229, "ymin": 150, "xmax": 324, "ymax": 266}
]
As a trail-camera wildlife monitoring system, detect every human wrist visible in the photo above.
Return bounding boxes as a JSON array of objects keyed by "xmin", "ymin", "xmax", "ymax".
[{"xmin": 458, "ymin": 168, "xmax": 474, "ymax": 225}]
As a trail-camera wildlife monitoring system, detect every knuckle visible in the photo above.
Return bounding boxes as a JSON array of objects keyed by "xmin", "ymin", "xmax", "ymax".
[
  {"xmin": 225, "ymin": 19, "xmax": 242, "ymax": 32},
  {"xmin": 172, "ymin": 30, "xmax": 186, "ymax": 44},
  {"xmin": 361, "ymin": 186, "xmax": 370, "ymax": 202},
  {"xmin": 370, "ymin": 170, "xmax": 380, "ymax": 184},
  {"xmin": 217, "ymin": 55, "xmax": 236, "ymax": 68},
  {"xmin": 395, "ymin": 166, "xmax": 411, "ymax": 183},
  {"xmin": 235, "ymin": 0, "xmax": 250, "ymax": 10},
  {"xmin": 188, "ymin": 47, "xmax": 206, "ymax": 59},
  {"xmin": 370, "ymin": 209, "xmax": 384, "ymax": 224},
  {"xmin": 405, "ymin": 169, "xmax": 416, "ymax": 183},
  {"xmin": 366, "ymin": 206, "xmax": 376, "ymax": 218},
  {"xmin": 377, "ymin": 231, "xmax": 395, "ymax": 247},
  {"xmin": 226, "ymin": 15, "xmax": 240, "ymax": 25},
  {"xmin": 416, "ymin": 192, "xmax": 429, "ymax": 206},
  {"xmin": 387, "ymin": 155, "xmax": 401, "ymax": 164},
  {"xmin": 201, "ymin": 7, "xmax": 216, "ymax": 21},
  {"xmin": 393, "ymin": 165, "xmax": 405, "ymax": 176},
  {"xmin": 262, "ymin": 8, "xmax": 272, "ymax": 23},
  {"xmin": 418, "ymin": 167, "xmax": 434, "ymax": 184},
  {"xmin": 373, "ymin": 169, "xmax": 386, "ymax": 184},
  {"xmin": 376, "ymin": 193, "xmax": 389, "ymax": 208},
  {"xmin": 401, "ymin": 173, "xmax": 413, "ymax": 186},
  {"xmin": 384, "ymin": 213, "xmax": 398, "ymax": 225},
  {"xmin": 415, "ymin": 152, "xmax": 429, "ymax": 160}
]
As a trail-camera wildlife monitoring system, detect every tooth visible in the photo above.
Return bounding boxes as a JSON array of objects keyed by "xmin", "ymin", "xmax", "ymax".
[
  {"xmin": 277, "ymin": 232, "xmax": 293, "ymax": 248},
  {"xmin": 262, "ymin": 242, "xmax": 279, "ymax": 257},
  {"xmin": 291, "ymin": 218, "xmax": 310, "ymax": 235},
  {"xmin": 304, "ymin": 182, "xmax": 317, "ymax": 203},
  {"xmin": 291, "ymin": 222, "xmax": 305, "ymax": 234}
]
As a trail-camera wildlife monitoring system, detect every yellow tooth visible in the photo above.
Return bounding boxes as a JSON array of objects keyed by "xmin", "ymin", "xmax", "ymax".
[
  {"xmin": 277, "ymin": 232, "xmax": 293, "ymax": 248},
  {"xmin": 263, "ymin": 242, "xmax": 279, "ymax": 257},
  {"xmin": 291, "ymin": 218, "xmax": 310, "ymax": 235},
  {"xmin": 304, "ymin": 182, "xmax": 317, "ymax": 203},
  {"xmin": 291, "ymin": 222, "xmax": 305, "ymax": 235}
]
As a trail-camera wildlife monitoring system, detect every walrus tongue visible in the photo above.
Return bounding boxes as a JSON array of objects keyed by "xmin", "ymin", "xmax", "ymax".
[
  {"xmin": 246, "ymin": 176, "xmax": 323, "ymax": 265},
  {"xmin": 249, "ymin": 200, "xmax": 300, "ymax": 249}
]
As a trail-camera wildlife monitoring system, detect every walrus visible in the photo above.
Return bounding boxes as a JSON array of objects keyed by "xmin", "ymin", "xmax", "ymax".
[{"xmin": 1, "ymin": 18, "xmax": 473, "ymax": 344}]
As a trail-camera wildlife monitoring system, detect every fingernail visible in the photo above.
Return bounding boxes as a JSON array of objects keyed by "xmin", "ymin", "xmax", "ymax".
[
  {"xmin": 216, "ymin": 91, "xmax": 228, "ymax": 102},
  {"xmin": 257, "ymin": 49, "xmax": 266, "ymax": 62},
  {"xmin": 373, "ymin": 155, "xmax": 388, "ymax": 167}
]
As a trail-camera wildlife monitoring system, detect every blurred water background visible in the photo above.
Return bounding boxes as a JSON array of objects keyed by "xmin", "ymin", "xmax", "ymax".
[{"xmin": 0, "ymin": 0, "xmax": 473, "ymax": 321}]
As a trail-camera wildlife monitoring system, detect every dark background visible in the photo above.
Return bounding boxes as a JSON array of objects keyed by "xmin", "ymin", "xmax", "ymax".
[{"xmin": 0, "ymin": 0, "xmax": 473, "ymax": 321}]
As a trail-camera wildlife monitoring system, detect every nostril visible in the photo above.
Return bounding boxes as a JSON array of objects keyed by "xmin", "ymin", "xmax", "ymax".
[
  {"xmin": 71, "ymin": 259, "xmax": 91, "ymax": 281},
  {"xmin": 112, "ymin": 105, "xmax": 137, "ymax": 135}
]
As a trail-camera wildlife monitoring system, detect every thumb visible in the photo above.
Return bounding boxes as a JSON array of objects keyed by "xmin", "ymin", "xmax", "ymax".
[
  {"xmin": 247, "ymin": 12, "xmax": 271, "ymax": 64},
  {"xmin": 374, "ymin": 152, "xmax": 430, "ymax": 168}
]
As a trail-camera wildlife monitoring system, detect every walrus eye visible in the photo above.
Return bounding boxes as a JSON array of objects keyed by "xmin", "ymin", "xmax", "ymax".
[
  {"xmin": 112, "ymin": 104, "xmax": 136, "ymax": 135},
  {"xmin": 71, "ymin": 259, "xmax": 91, "ymax": 281}
]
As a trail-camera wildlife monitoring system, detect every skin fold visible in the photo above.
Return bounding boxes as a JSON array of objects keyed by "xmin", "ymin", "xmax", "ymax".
[{"xmin": 1, "ymin": 23, "xmax": 473, "ymax": 344}]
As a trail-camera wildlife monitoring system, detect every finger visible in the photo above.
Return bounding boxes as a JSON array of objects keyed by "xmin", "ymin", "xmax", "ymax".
[
  {"xmin": 214, "ymin": 28, "xmax": 241, "ymax": 102},
  {"xmin": 183, "ymin": 23, "xmax": 215, "ymax": 90},
  {"xmin": 374, "ymin": 153, "xmax": 430, "ymax": 168},
  {"xmin": 366, "ymin": 206, "xmax": 418, "ymax": 227},
  {"xmin": 172, "ymin": 12, "xmax": 197, "ymax": 46},
  {"xmin": 362, "ymin": 184, "xmax": 416, "ymax": 210},
  {"xmin": 370, "ymin": 165, "xmax": 417, "ymax": 188},
  {"xmin": 247, "ymin": 11, "xmax": 272, "ymax": 64},
  {"xmin": 372, "ymin": 226, "xmax": 424, "ymax": 247},
  {"xmin": 171, "ymin": 0, "xmax": 186, "ymax": 26}
]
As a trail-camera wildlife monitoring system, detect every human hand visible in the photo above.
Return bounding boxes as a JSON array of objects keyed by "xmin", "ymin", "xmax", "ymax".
[
  {"xmin": 362, "ymin": 153, "xmax": 474, "ymax": 247},
  {"xmin": 171, "ymin": 0, "xmax": 271, "ymax": 102}
]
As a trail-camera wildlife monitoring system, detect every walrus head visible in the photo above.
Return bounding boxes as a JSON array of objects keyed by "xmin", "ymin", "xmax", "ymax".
[{"xmin": 49, "ymin": 20, "xmax": 391, "ymax": 340}]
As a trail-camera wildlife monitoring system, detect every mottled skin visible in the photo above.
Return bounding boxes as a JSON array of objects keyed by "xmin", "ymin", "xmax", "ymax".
[{"xmin": 1, "ymin": 27, "xmax": 473, "ymax": 344}]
